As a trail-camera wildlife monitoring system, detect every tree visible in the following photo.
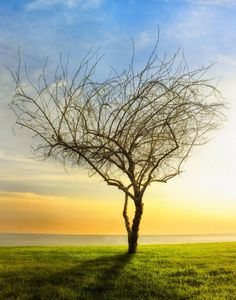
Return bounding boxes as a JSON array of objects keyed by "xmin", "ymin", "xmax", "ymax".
[{"xmin": 10, "ymin": 42, "xmax": 224, "ymax": 254}]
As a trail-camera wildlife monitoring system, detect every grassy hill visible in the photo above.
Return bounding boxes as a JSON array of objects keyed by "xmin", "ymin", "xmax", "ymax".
[{"xmin": 0, "ymin": 243, "xmax": 236, "ymax": 299}]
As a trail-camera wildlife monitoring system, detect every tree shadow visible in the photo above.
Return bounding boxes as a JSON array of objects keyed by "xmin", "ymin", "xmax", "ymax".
[
  {"xmin": 34, "ymin": 253, "xmax": 132, "ymax": 299},
  {"xmin": 0, "ymin": 250, "xmax": 203, "ymax": 300}
]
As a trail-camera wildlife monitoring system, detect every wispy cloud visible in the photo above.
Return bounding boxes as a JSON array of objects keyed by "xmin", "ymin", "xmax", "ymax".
[
  {"xmin": 0, "ymin": 191, "xmax": 123, "ymax": 234},
  {"xmin": 135, "ymin": 32, "xmax": 152, "ymax": 51},
  {"xmin": 25, "ymin": 0, "xmax": 103, "ymax": 11},
  {"xmin": 164, "ymin": 1, "xmax": 236, "ymax": 63},
  {"xmin": 189, "ymin": 0, "xmax": 236, "ymax": 6},
  {"xmin": 167, "ymin": 6, "xmax": 213, "ymax": 41},
  {"xmin": 26, "ymin": 0, "xmax": 78, "ymax": 11},
  {"xmin": 216, "ymin": 54, "xmax": 236, "ymax": 67},
  {"xmin": 0, "ymin": 150, "xmax": 35, "ymax": 164},
  {"xmin": 82, "ymin": 0, "xmax": 104, "ymax": 9}
]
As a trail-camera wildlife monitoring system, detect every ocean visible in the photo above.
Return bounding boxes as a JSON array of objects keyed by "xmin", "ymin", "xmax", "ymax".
[{"xmin": 0, "ymin": 233, "xmax": 236, "ymax": 246}]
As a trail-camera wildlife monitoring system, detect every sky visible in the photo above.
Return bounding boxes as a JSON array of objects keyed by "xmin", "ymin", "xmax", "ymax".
[{"xmin": 0, "ymin": 0, "xmax": 236, "ymax": 235}]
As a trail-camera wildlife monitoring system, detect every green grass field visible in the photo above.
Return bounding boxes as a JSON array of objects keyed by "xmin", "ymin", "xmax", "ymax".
[{"xmin": 0, "ymin": 243, "xmax": 236, "ymax": 299}]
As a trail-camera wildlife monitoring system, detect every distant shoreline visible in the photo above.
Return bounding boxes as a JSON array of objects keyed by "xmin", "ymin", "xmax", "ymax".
[{"xmin": 1, "ymin": 232, "xmax": 236, "ymax": 246}]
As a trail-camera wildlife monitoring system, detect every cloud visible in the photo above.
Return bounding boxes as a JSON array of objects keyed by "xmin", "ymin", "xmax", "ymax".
[
  {"xmin": 0, "ymin": 150, "xmax": 35, "ymax": 164},
  {"xmin": 26, "ymin": 0, "xmax": 77, "ymax": 10},
  {"xmin": 25, "ymin": 0, "xmax": 103, "ymax": 11},
  {"xmin": 135, "ymin": 32, "xmax": 152, "ymax": 51},
  {"xmin": 189, "ymin": 0, "xmax": 236, "ymax": 6},
  {"xmin": 167, "ymin": 7, "xmax": 213, "ymax": 41},
  {"xmin": 82, "ymin": 0, "xmax": 104, "ymax": 9},
  {"xmin": 0, "ymin": 191, "xmax": 123, "ymax": 234}
]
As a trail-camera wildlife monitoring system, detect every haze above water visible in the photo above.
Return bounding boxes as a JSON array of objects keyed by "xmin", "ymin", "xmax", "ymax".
[{"xmin": 0, "ymin": 233, "xmax": 236, "ymax": 246}]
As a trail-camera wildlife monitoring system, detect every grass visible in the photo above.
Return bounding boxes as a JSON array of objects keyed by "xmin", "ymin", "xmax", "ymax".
[{"xmin": 0, "ymin": 243, "xmax": 236, "ymax": 299}]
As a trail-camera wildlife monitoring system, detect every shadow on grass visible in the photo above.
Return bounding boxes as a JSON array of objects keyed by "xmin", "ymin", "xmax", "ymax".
[
  {"xmin": 0, "ymin": 250, "xmax": 207, "ymax": 299},
  {"xmin": 35, "ymin": 253, "xmax": 132, "ymax": 299}
]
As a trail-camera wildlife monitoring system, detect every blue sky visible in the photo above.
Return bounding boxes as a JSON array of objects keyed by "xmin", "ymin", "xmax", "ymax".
[
  {"xmin": 1, "ymin": 0, "xmax": 235, "ymax": 63},
  {"xmin": 0, "ymin": 0, "xmax": 236, "ymax": 234},
  {"xmin": 1, "ymin": 1, "xmax": 236, "ymax": 70}
]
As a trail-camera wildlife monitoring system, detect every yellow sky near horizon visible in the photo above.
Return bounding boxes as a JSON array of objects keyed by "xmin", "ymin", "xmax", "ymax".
[{"xmin": 1, "ymin": 169, "xmax": 236, "ymax": 235}]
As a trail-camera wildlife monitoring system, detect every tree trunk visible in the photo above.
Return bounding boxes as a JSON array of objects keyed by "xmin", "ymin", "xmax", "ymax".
[{"xmin": 128, "ymin": 201, "xmax": 143, "ymax": 254}]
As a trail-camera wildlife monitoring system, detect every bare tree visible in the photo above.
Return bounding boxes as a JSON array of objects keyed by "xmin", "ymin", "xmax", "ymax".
[{"xmin": 10, "ymin": 43, "xmax": 224, "ymax": 253}]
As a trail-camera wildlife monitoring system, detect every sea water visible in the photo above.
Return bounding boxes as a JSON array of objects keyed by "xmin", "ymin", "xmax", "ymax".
[{"xmin": 0, "ymin": 233, "xmax": 236, "ymax": 246}]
